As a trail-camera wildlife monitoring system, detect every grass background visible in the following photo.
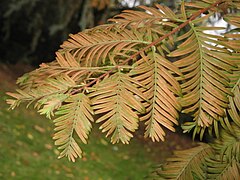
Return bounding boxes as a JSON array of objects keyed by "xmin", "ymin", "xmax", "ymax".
[{"xmin": 0, "ymin": 64, "xmax": 195, "ymax": 179}]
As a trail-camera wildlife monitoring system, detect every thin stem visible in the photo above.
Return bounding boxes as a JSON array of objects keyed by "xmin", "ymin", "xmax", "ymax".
[
  {"xmin": 71, "ymin": 0, "xmax": 224, "ymax": 95},
  {"xmin": 50, "ymin": 65, "xmax": 133, "ymax": 71}
]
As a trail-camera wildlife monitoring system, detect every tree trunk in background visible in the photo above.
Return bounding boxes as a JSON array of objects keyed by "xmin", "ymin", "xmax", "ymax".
[
  {"xmin": 0, "ymin": 0, "xmax": 88, "ymax": 65},
  {"xmin": 0, "ymin": 0, "xmax": 177, "ymax": 65}
]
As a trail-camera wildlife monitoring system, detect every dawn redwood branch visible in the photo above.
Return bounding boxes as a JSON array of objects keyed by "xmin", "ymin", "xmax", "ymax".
[{"xmin": 71, "ymin": 0, "xmax": 224, "ymax": 95}]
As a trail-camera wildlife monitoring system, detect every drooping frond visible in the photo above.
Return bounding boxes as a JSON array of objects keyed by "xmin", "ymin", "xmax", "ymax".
[
  {"xmin": 184, "ymin": 0, "xmax": 227, "ymax": 16},
  {"xmin": 61, "ymin": 27, "xmax": 152, "ymax": 67},
  {"xmin": 206, "ymin": 156, "xmax": 240, "ymax": 179},
  {"xmin": 224, "ymin": 14, "xmax": 240, "ymax": 43},
  {"xmin": 173, "ymin": 1, "xmax": 240, "ymax": 138},
  {"xmin": 89, "ymin": 72, "xmax": 146, "ymax": 144},
  {"xmin": 109, "ymin": 4, "xmax": 179, "ymax": 29},
  {"xmin": 172, "ymin": 21, "xmax": 238, "ymax": 138},
  {"xmin": 107, "ymin": 4, "xmax": 179, "ymax": 58},
  {"xmin": 53, "ymin": 93, "xmax": 94, "ymax": 162},
  {"xmin": 213, "ymin": 124, "xmax": 240, "ymax": 162},
  {"xmin": 149, "ymin": 124, "xmax": 240, "ymax": 179},
  {"xmin": 150, "ymin": 143, "xmax": 213, "ymax": 179},
  {"xmin": 130, "ymin": 51, "xmax": 182, "ymax": 142},
  {"xmin": 6, "ymin": 74, "xmax": 76, "ymax": 113},
  {"xmin": 227, "ymin": 79, "xmax": 240, "ymax": 127},
  {"xmin": 223, "ymin": 14, "xmax": 240, "ymax": 127},
  {"xmin": 205, "ymin": 124, "xmax": 240, "ymax": 179},
  {"xmin": 38, "ymin": 53, "xmax": 98, "ymax": 84},
  {"xmin": 37, "ymin": 93, "xmax": 69, "ymax": 119}
]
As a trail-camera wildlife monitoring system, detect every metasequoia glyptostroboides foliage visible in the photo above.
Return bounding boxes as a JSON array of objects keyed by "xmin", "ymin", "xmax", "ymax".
[{"xmin": 7, "ymin": 0, "xmax": 240, "ymax": 162}]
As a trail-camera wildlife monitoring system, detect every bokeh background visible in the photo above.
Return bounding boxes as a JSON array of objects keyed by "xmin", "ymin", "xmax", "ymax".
[{"xmin": 0, "ymin": 0, "xmax": 176, "ymax": 65}]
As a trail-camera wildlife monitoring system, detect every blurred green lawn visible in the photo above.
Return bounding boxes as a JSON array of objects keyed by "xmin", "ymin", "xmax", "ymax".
[
  {"xmin": 0, "ymin": 64, "xmax": 195, "ymax": 180},
  {"xmin": 0, "ymin": 91, "xmax": 158, "ymax": 180}
]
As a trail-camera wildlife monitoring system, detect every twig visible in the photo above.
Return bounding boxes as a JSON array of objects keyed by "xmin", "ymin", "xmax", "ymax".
[{"xmin": 71, "ymin": 0, "xmax": 223, "ymax": 95}]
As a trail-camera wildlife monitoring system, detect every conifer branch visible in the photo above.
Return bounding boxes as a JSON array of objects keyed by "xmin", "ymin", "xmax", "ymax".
[{"xmin": 71, "ymin": 0, "xmax": 224, "ymax": 95}]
